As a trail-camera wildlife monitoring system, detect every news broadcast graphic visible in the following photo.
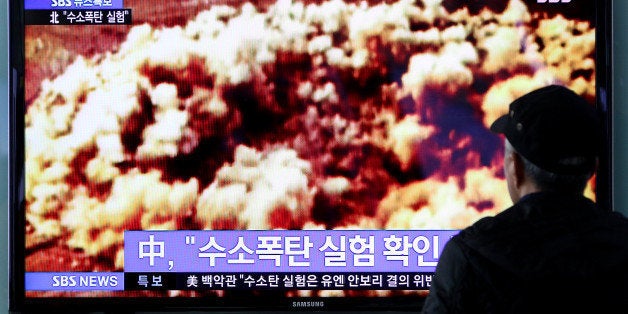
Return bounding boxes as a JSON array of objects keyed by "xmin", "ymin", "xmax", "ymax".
[
  {"xmin": 19, "ymin": 0, "xmax": 600, "ymax": 301},
  {"xmin": 24, "ymin": 0, "xmax": 130, "ymax": 25},
  {"xmin": 26, "ymin": 230, "xmax": 458, "ymax": 292}
]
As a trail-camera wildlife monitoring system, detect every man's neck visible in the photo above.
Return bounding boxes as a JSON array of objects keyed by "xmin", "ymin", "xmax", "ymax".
[
  {"xmin": 513, "ymin": 181, "xmax": 541, "ymax": 203},
  {"xmin": 518, "ymin": 184, "xmax": 541, "ymax": 200}
]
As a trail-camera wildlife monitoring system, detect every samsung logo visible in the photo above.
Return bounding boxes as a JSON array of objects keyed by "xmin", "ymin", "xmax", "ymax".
[{"xmin": 292, "ymin": 301, "xmax": 325, "ymax": 308}]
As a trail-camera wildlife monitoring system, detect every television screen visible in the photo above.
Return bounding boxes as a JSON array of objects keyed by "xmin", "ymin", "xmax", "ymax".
[{"xmin": 9, "ymin": 0, "xmax": 612, "ymax": 312}]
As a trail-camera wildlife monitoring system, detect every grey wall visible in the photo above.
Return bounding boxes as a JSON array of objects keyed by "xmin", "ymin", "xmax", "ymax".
[
  {"xmin": 2, "ymin": 0, "xmax": 9, "ymax": 311},
  {"xmin": 614, "ymin": 1, "xmax": 628, "ymax": 218},
  {"xmin": 1, "ymin": 0, "xmax": 628, "ymax": 312}
]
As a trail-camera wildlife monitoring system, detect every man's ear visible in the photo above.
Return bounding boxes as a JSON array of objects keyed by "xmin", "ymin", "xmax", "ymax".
[{"xmin": 511, "ymin": 153, "xmax": 526, "ymax": 189}]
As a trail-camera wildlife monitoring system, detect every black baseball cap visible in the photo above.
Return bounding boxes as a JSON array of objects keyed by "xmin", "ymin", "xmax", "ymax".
[{"xmin": 489, "ymin": 85, "xmax": 601, "ymax": 175}]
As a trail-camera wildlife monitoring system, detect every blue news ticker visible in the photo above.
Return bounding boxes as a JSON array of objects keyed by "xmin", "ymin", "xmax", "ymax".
[{"xmin": 25, "ymin": 272, "xmax": 124, "ymax": 291}]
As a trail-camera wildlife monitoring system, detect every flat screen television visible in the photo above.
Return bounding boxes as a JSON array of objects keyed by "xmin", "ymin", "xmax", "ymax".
[{"xmin": 8, "ymin": 0, "xmax": 613, "ymax": 312}]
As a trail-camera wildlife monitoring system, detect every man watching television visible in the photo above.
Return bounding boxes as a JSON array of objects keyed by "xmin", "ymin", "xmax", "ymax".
[{"xmin": 422, "ymin": 85, "xmax": 628, "ymax": 313}]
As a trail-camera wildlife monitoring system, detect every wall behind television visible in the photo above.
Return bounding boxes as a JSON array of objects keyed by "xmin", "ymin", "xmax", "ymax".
[
  {"xmin": 2, "ymin": 0, "xmax": 10, "ymax": 311},
  {"xmin": 1, "ymin": 1, "xmax": 628, "ymax": 312},
  {"xmin": 613, "ymin": 0, "xmax": 628, "ymax": 220}
]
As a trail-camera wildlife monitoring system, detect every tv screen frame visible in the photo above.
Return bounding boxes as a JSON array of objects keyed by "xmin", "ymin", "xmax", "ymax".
[{"xmin": 8, "ymin": 0, "xmax": 613, "ymax": 312}]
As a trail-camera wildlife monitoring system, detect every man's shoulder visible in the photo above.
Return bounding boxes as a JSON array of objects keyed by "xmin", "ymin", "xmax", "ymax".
[
  {"xmin": 606, "ymin": 211, "xmax": 628, "ymax": 225},
  {"xmin": 452, "ymin": 193, "xmax": 628, "ymax": 257},
  {"xmin": 462, "ymin": 192, "xmax": 628, "ymax": 234},
  {"xmin": 455, "ymin": 205, "xmax": 519, "ymax": 241},
  {"xmin": 447, "ymin": 215, "xmax": 506, "ymax": 256}
]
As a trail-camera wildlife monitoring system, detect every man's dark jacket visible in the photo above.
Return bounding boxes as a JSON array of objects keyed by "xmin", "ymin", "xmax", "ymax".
[{"xmin": 421, "ymin": 192, "xmax": 628, "ymax": 313}]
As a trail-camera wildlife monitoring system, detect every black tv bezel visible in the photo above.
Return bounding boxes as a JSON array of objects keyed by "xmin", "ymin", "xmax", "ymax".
[{"xmin": 8, "ymin": 0, "xmax": 613, "ymax": 312}]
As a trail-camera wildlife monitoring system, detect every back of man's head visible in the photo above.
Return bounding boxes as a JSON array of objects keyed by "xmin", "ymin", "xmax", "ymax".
[{"xmin": 490, "ymin": 85, "xmax": 601, "ymax": 193}]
